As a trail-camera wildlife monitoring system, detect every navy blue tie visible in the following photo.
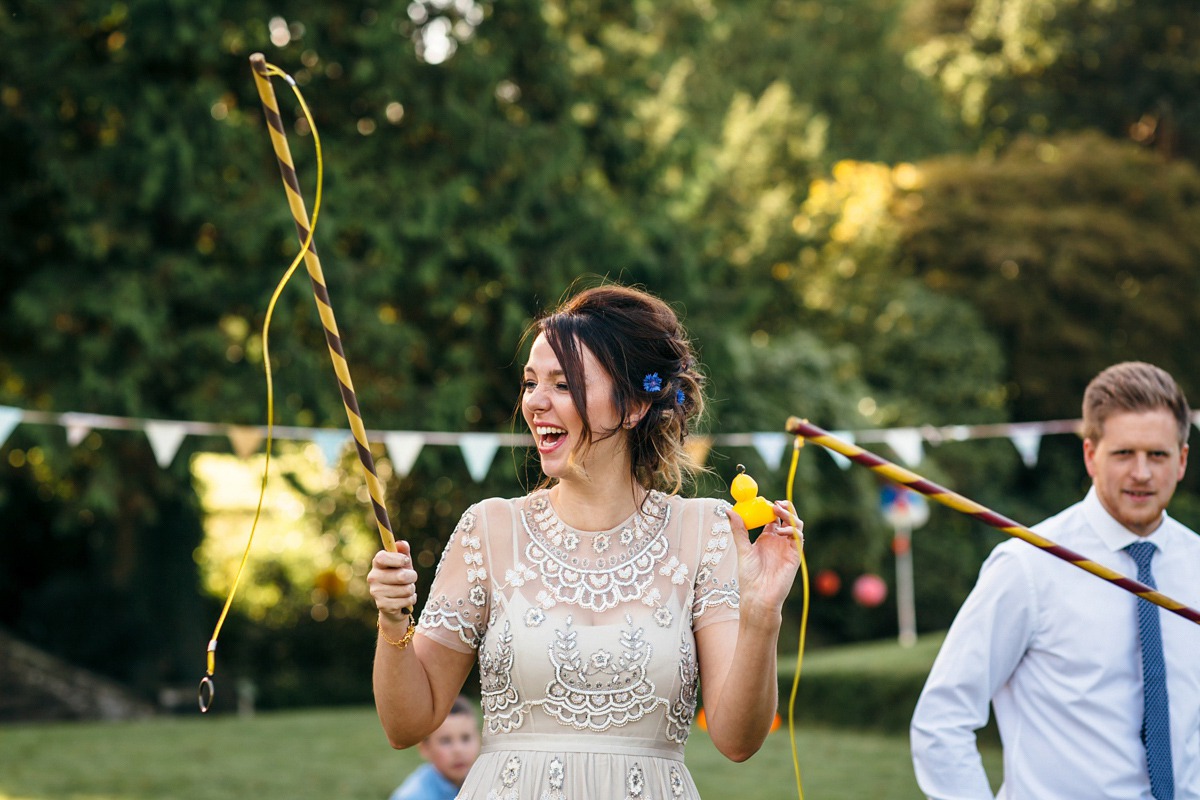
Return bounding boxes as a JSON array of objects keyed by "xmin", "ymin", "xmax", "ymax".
[{"xmin": 1126, "ymin": 541, "xmax": 1174, "ymax": 800}]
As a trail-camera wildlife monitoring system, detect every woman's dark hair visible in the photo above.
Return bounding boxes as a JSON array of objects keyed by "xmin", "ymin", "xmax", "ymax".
[{"xmin": 525, "ymin": 284, "xmax": 707, "ymax": 493}]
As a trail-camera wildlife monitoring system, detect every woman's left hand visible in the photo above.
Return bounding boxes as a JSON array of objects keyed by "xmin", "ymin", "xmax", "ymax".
[{"xmin": 726, "ymin": 501, "xmax": 803, "ymax": 619}]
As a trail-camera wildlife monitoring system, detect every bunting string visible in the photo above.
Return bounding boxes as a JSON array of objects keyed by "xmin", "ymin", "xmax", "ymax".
[
  {"xmin": 0, "ymin": 404, "xmax": 1106, "ymax": 478},
  {"xmin": 8, "ymin": 405, "xmax": 1200, "ymax": 480}
]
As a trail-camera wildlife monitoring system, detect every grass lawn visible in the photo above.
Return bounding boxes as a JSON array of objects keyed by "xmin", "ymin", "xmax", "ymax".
[{"xmin": 0, "ymin": 705, "xmax": 1001, "ymax": 800}]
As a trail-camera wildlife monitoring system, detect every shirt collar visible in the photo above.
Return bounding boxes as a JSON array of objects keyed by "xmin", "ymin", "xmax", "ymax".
[{"xmin": 1081, "ymin": 485, "xmax": 1173, "ymax": 553}]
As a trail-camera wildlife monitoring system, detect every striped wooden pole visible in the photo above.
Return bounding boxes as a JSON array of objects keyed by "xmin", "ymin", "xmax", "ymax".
[
  {"xmin": 786, "ymin": 416, "xmax": 1200, "ymax": 626},
  {"xmin": 248, "ymin": 54, "xmax": 397, "ymax": 556}
]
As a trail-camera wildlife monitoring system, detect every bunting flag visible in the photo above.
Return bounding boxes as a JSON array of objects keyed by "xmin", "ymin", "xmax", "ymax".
[
  {"xmin": 65, "ymin": 423, "xmax": 91, "ymax": 447},
  {"xmin": 883, "ymin": 428, "xmax": 924, "ymax": 467},
  {"xmin": 459, "ymin": 433, "xmax": 501, "ymax": 482},
  {"xmin": 227, "ymin": 426, "xmax": 264, "ymax": 459},
  {"xmin": 1009, "ymin": 427, "xmax": 1043, "ymax": 468},
  {"xmin": 310, "ymin": 429, "xmax": 350, "ymax": 468},
  {"xmin": 826, "ymin": 431, "xmax": 854, "ymax": 469},
  {"xmin": 383, "ymin": 432, "xmax": 425, "ymax": 478},
  {"xmin": 144, "ymin": 420, "xmax": 189, "ymax": 468},
  {"xmin": 752, "ymin": 432, "xmax": 790, "ymax": 471},
  {"xmin": 0, "ymin": 406, "xmax": 23, "ymax": 449}
]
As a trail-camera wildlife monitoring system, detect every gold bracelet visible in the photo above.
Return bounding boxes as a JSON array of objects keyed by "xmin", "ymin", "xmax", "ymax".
[{"xmin": 378, "ymin": 616, "xmax": 417, "ymax": 651}]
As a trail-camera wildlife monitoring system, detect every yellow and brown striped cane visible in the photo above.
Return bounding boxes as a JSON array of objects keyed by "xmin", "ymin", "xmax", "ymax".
[
  {"xmin": 785, "ymin": 416, "xmax": 1200, "ymax": 626},
  {"xmin": 247, "ymin": 53, "xmax": 398, "ymax": 559}
]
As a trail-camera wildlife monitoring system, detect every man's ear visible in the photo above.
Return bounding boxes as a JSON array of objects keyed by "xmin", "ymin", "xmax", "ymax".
[{"xmin": 1083, "ymin": 437, "xmax": 1098, "ymax": 478}]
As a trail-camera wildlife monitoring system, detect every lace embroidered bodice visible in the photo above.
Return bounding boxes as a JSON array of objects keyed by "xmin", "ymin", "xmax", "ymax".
[{"xmin": 416, "ymin": 490, "xmax": 740, "ymax": 799}]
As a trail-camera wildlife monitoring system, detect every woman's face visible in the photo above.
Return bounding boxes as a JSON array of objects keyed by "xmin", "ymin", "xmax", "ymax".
[{"xmin": 521, "ymin": 332, "xmax": 627, "ymax": 480}]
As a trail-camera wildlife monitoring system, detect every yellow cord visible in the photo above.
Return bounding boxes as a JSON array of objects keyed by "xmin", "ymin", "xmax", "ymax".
[
  {"xmin": 784, "ymin": 435, "xmax": 809, "ymax": 800},
  {"xmin": 203, "ymin": 63, "xmax": 323, "ymax": 689}
]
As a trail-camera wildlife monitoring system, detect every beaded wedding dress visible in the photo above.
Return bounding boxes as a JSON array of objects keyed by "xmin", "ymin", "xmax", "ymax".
[{"xmin": 416, "ymin": 489, "xmax": 741, "ymax": 800}]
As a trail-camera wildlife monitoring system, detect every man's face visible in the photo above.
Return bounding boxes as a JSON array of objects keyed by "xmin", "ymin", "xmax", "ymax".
[
  {"xmin": 1083, "ymin": 408, "xmax": 1188, "ymax": 537},
  {"xmin": 416, "ymin": 713, "xmax": 480, "ymax": 787}
]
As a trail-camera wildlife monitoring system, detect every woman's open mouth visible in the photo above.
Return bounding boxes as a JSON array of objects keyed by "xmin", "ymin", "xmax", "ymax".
[{"xmin": 536, "ymin": 425, "xmax": 567, "ymax": 451}]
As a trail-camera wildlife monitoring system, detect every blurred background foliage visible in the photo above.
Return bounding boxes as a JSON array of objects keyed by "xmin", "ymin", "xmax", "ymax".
[{"xmin": 2, "ymin": 0, "xmax": 1198, "ymax": 710}]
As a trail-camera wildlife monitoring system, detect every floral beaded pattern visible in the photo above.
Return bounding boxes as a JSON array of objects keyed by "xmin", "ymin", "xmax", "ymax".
[
  {"xmin": 418, "ymin": 495, "xmax": 741, "ymax": 799},
  {"xmin": 666, "ymin": 628, "xmax": 699, "ymax": 743},
  {"xmin": 691, "ymin": 503, "xmax": 739, "ymax": 620},
  {"xmin": 543, "ymin": 614, "xmax": 658, "ymax": 731},
  {"xmin": 669, "ymin": 765, "xmax": 685, "ymax": 797},
  {"xmin": 540, "ymin": 757, "xmax": 566, "ymax": 800},
  {"xmin": 418, "ymin": 505, "xmax": 488, "ymax": 649},
  {"xmin": 625, "ymin": 763, "xmax": 647, "ymax": 800},
  {"xmin": 485, "ymin": 756, "xmax": 522, "ymax": 800},
  {"xmin": 523, "ymin": 490, "xmax": 672, "ymax": 613},
  {"xmin": 480, "ymin": 617, "xmax": 524, "ymax": 735}
]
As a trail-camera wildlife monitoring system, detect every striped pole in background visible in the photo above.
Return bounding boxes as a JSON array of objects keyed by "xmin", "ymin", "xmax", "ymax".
[
  {"xmin": 785, "ymin": 416, "xmax": 1200, "ymax": 626},
  {"xmin": 249, "ymin": 53, "xmax": 397, "ymax": 556}
]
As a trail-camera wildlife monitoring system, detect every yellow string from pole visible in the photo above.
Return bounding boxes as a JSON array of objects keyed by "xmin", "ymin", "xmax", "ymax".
[
  {"xmin": 784, "ymin": 435, "xmax": 809, "ymax": 800},
  {"xmin": 202, "ymin": 64, "xmax": 322, "ymax": 695}
]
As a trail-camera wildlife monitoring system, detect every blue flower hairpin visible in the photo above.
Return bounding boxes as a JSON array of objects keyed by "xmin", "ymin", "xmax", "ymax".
[
  {"xmin": 676, "ymin": 388, "xmax": 685, "ymax": 405},
  {"xmin": 643, "ymin": 372, "xmax": 662, "ymax": 392}
]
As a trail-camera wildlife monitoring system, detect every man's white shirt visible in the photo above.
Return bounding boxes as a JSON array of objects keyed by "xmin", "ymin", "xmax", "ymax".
[{"xmin": 911, "ymin": 487, "xmax": 1200, "ymax": 799}]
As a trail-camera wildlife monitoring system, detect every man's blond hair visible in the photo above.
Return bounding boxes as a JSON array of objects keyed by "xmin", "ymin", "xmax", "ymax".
[{"xmin": 1082, "ymin": 362, "xmax": 1190, "ymax": 446}]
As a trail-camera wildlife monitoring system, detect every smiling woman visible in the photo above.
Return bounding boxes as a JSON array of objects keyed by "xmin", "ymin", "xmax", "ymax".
[
  {"xmin": 524, "ymin": 286, "xmax": 707, "ymax": 500},
  {"xmin": 368, "ymin": 282, "xmax": 804, "ymax": 799}
]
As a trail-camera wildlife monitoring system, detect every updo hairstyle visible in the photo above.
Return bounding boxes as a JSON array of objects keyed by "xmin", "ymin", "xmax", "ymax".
[{"xmin": 530, "ymin": 285, "xmax": 707, "ymax": 494}]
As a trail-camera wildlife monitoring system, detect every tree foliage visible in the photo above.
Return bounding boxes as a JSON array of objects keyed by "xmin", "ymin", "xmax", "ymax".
[
  {"xmin": 905, "ymin": 0, "xmax": 1200, "ymax": 158},
  {"xmin": 11, "ymin": 0, "xmax": 1193, "ymax": 703},
  {"xmin": 896, "ymin": 131, "xmax": 1200, "ymax": 421}
]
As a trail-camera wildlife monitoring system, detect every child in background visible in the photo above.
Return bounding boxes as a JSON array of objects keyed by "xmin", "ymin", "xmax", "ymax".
[{"xmin": 388, "ymin": 695, "xmax": 480, "ymax": 800}]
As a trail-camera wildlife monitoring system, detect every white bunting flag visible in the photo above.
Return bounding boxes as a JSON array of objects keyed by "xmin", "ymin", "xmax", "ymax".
[
  {"xmin": 66, "ymin": 424, "xmax": 91, "ymax": 446},
  {"xmin": 384, "ymin": 432, "xmax": 426, "ymax": 477},
  {"xmin": 0, "ymin": 406, "xmax": 20, "ymax": 449},
  {"xmin": 460, "ymin": 433, "xmax": 501, "ymax": 482},
  {"xmin": 1009, "ymin": 428, "xmax": 1043, "ymax": 468},
  {"xmin": 145, "ymin": 420, "xmax": 188, "ymax": 468},
  {"xmin": 752, "ymin": 432, "xmax": 790, "ymax": 471},
  {"xmin": 826, "ymin": 430, "xmax": 855, "ymax": 470},
  {"xmin": 883, "ymin": 428, "xmax": 924, "ymax": 467}
]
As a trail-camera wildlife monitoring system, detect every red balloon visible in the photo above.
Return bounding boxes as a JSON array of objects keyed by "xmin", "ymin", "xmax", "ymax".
[
  {"xmin": 853, "ymin": 573, "xmax": 888, "ymax": 607},
  {"xmin": 814, "ymin": 569, "xmax": 841, "ymax": 597}
]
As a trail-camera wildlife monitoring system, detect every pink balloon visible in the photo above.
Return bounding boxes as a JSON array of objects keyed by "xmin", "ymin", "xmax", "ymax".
[{"xmin": 853, "ymin": 573, "xmax": 888, "ymax": 607}]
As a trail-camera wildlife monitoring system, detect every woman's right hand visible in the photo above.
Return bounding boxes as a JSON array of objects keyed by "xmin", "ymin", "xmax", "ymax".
[{"xmin": 368, "ymin": 540, "xmax": 418, "ymax": 624}]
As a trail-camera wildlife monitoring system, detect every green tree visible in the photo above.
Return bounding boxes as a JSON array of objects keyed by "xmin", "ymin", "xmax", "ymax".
[
  {"xmin": 905, "ymin": 0, "xmax": 1200, "ymax": 158},
  {"xmin": 0, "ymin": 0, "xmax": 699, "ymax": 696},
  {"xmin": 896, "ymin": 131, "xmax": 1200, "ymax": 422},
  {"xmin": 0, "ymin": 0, "xmax": 1017, "ymax": 701}
]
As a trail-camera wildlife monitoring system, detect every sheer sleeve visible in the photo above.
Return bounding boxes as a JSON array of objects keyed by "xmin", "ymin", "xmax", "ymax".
[
  {"xmin": 691, "ymin": 499, "xmax": 740, "ymax": 630},
  {"xmin": 416, "ymin": 503, "xmax": 491, "ymax": 653}
]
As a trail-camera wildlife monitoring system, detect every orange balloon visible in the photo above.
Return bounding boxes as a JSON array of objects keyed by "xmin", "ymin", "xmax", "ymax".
[
  {"xmin": 694, "ymin": 706, "xmax": 781, "ymax": 733},
  {"xmin": 814, "ymin": 569, "xmax": 841, "ymax": 596}
]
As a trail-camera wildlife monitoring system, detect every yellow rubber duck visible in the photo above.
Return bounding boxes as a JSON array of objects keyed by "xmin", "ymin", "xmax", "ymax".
[{"xmin": 730, "ymin": 465, "xmax": 777, "ymax": 530}]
